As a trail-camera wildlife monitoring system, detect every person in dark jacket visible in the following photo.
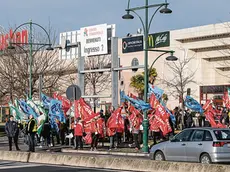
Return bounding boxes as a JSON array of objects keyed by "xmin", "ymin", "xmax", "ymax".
[
  {"xmin": 41, "ymin": 119, "xmax": 51, "ymax": 147},
  {"xmin": 27, "ymin": 115, "xmax": 37, "ymax": 152},
  {"xmin": 5, "ymin": 115, "xmax": 20, "ymax": 151}
]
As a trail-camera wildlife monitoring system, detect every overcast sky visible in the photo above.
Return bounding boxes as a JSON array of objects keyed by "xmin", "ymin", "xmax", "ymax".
[{"xmin": 1, "ymin": 0, "xmax": 230, "ymax": 37}]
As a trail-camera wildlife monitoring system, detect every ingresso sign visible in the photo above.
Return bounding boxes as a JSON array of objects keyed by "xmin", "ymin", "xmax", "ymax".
[
  {"xmin": 80, "ymin": 23, "xmax": 108, "ymax": 56},
  {"xmin": 122, "ymin": 31, "xmax": 170, "ymax": 54}
]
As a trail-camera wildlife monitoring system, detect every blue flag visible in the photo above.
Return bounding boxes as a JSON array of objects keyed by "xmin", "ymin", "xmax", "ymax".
[
  {"xmin": 185, "ymin": 95, "xmax": 203, "ymax": 113},
  {"xmin": 148, "ymin": 84, "xmax": 164, "ymax": 100},
  {"xmin": 49, "ymin": 116, "xmax": 59, "ymax": 132},
  {"xmin": 18, "ymin": 99, "xmax": 39, "ymax": 119},
  {"xmin": 41, "ymin": 93, "xmax": 52, "ymax": 109},
  {"xmin": 121, "ymin": 91, "xmax": 151, "ymax": 111},
  {"xmin": 49, "ymin": 99, "xmax": 66, "ymax": 123}
]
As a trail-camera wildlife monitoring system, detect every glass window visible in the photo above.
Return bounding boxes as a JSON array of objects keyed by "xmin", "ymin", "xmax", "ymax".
[
  {"xmin": 172, "ymin": 129, "xmax": 193, "ymax": 142},
  {"xmin": 214, "ymin": 130, "xmax": 230, "ymax": 140},
  {"xmin": 191, "ymin": 130, "xmax": 204, "ymax": 141},
  {"xmin": 204, "ymin": 131, "xmax": 213, "ymax": 141}
]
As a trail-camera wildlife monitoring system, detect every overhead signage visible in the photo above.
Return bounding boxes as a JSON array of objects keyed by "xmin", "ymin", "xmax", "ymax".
[
  {"xmin": 122, "ymin": 36, "xmax": 143, "ymax": 53},
  {"xmin": 122, "ymin": 31, "xmax": 170, "ymax": 54},
  {"xmin": 0, "ymin": 29, "xmax": 28, "ymax": 51},
  {"xmin": 148, "ymin": 31, "xmax": 170, "ymax": 48},
  {"xmin": 80, "ymin": 23, "xmax": 108, "ymax": 56}
]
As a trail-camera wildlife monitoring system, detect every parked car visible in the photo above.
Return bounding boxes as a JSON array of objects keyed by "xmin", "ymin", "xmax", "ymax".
[{"xmin": 150, "ymin": 127, "xmax": 230, "ymax": 164}]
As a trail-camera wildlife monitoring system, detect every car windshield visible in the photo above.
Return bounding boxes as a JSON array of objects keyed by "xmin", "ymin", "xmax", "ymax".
[{"xmin": 214, "ymin": 130, "xmax": 230, "ymax": 140}]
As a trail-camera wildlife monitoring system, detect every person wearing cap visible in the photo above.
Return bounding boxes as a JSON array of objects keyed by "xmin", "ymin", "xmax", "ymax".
[
  {"xmin": 5, "ymin": 115, "xmax": 20, "ymax": 151},
  {"xmin": 74, "ymin": 117, "xmax": 84, "ymax": 150}
]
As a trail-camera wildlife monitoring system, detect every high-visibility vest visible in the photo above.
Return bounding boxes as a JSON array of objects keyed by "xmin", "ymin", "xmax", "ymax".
[{"xmin": 28, "ymin": 119, "xmax": 37, "ymax": 132}]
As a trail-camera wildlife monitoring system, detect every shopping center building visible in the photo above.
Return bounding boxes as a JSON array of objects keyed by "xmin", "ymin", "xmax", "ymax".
[
  {"xmin": 118, "ymin": 22, "xmax": 230, "ymax": 109},
  {"xmin": 1, "ymin": 21, "xmax": 230, "ymax": 122},
  {"xmin": 59, "ymin": 22, "xmax": 230, "ymax": 110}
]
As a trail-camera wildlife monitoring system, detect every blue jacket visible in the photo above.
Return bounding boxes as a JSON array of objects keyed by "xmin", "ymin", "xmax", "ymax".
[{"xmin": 5, "ymin": 121, "xmax": 18, "ymax": 137}]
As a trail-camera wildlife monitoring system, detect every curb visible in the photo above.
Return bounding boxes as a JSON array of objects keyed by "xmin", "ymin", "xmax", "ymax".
[
  {"xmin": 61, "ymin": 148, "xmax": 150, "ymax": 157},
  {"xmin": 0, "ymin": 150, "xmax": 230, "ymax": 172}
]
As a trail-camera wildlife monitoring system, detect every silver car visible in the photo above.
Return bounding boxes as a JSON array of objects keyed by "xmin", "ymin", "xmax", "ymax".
[{"xmin": 150, "ymin": 127, "xmax": 230, "ymax": 164}]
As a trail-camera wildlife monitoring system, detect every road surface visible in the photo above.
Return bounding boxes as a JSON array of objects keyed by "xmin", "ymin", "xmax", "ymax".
[{"xmin": 0, "ymin": 161, "xmax": 134, "ymax": 172}]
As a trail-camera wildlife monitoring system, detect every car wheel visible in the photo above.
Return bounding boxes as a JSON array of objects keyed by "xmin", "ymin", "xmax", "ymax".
[
  {"xmin": 154, "ymin": 151, "xmax": 165, "ymax": 161},
  {"xmin": 200, "ymin": 153, "xmax": 212, "ymax": 164}
]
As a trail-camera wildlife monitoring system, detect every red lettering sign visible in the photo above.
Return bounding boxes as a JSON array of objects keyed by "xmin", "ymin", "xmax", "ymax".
[{"xmin": 0, "ymin": 29, "xmax": 28, "ymax": 51}]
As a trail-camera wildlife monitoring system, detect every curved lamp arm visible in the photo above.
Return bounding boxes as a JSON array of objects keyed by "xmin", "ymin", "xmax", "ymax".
[
  {"xmin": 148, "ymin": 52, "xmax": 168, "ymax": 76},
  {"xmin": 148, "ymin": 4, "xmax": 165, "ymax": 33},
  {"xmin": 10, "ymin": 21, "xmax": 52, "ymax": 46},
  {"xmin": 129, "ymin": 9, "xmax": 146, "ymax": 35}
]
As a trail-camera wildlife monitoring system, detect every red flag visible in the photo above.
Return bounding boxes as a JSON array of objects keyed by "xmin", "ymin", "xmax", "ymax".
[
  {"xmin": 74, "ymin": 100, "xmax": 80, "ymax": 118},
  {"xmin": 154, "ymin": 109, "xmax": 169, "ymax": 136},
  {"xmin": 97, "ymin": 118, "xmax": 105, "ymax": 137},
  {"xmin": 150, "ymin": 93, "xmax": 158, "ymax": 109},
  {"xmin": 53, "ymin": 92, "xmax": 72, "ymax": 116},
  {"xmin": 205, "ymin": 111, "xmax": 217, "ymax": 128},
  {"xmin": 129, "ymin": 93, "xmax": 138, "ymax": 99},
  {"xmin": 106, "ymin": 107, "xmax": 124, "ymax": 132},
  {"xmin": 83, "ymin": 133, "xmax": 92, "ymax": 144},
  {"xmin": 149, "ymin": 113, "xmax": 160, "ymax": 132},
  {"xmin": 202, "ymin": 100, "xmax": 211, "ymax": 111},
  {"xmin": 155, "ymin": 104, "xmax": 172, "ymax": 136},
  {"xmin": 79, "ymin": 98, "xmax": 95, "ymax": 121},
  {"xmin": 133, "ymin": 108, "xmax": 143, "ymax": 122}
]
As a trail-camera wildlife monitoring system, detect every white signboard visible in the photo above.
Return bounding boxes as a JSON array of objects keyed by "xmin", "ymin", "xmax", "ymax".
[{"xmin": 80, "ymin": 24, "xmax": 108, "ymax": 56}]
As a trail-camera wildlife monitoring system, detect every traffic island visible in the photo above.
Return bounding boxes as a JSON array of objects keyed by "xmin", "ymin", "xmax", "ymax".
[{"xmin": 0, "ymin": 150, "xmax": 230, "ymax": 172}]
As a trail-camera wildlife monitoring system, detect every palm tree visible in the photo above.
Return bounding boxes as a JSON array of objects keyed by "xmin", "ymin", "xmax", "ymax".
[{"xmin": 130, "ymin": 68, "xmax": 157, "ymax": 99}]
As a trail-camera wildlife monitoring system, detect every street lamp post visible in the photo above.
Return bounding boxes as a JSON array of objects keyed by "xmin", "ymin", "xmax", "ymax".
[
  {"xmin": 8, "ymin": 20, "xmax": 53, "ymax": 99},
  {"xmin": 123, "ymin": 0, "xmax": 176, "ymax": 153}
]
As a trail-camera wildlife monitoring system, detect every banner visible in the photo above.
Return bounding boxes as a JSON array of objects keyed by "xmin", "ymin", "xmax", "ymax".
[
  {"xmin": 148, "ymin": 112, "xmax": 160, "ymax": 132},
  {"xmin": 155, "ymin": 104, "xmax": 172, "ymax": 136},
  {"xmin": 184, "ymin": 95, "xmax": 203, "ymax": 113},
  {"xmin": 74, "ymin": 100, "xmax": 80, "ymax": 118},
  {"xmin": 9, "ymin": 102, "xmax": 25, "ymax": 120},
  {"xmin": 53, "ymin": 92, "xmax": 72, "ymax": 116},
  {"xmin": 18, "ymin": 99, "xmax": 39, "ymax": 119},
  {"xmin": 49, "ymin": 99, "xmax": 66, "ymax": 123},
  {"xmin": 204, "ymin": 104, "xmax": 226, "ymax": 128},
  {"xmin": 41, "ymin": 93, "xmax": 52, "ymax": 109},
  {"xmin": 148, "ymin": 84, "xmax": 164, "ymax": 100},
  {"xmin": 120, "ymin": 91, "xmax": 151, "ymax": 111},
  {"xmin": 202, "ymin": 100, "xmax": 211, "ymax": 111},
  {"xmin": 79, "ymin": 98, "xmax": 96, "ymax": 121},
  {"xmin": 149, "ymin": 93, "xmax": 175, "ymax": 124},
  {"xmin": 107, "ymin": 107, "xmax": 124, "ymax": 131}
]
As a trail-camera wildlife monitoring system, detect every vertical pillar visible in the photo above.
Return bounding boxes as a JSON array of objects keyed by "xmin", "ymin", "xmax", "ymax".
[
  {"xmin": 39, "ymin": 74, "xmax": 43, "ymax": 102},
  {"xmin": 29, "ymin": 20, "xmax": 33, "ymax": 99},
  {"xmin": 111, "ymin": 37, "xmax": 119, "ymax": 109},
  {"xmin": 77, "ymin": 43, "xmax": 84, "ymax": 95}
]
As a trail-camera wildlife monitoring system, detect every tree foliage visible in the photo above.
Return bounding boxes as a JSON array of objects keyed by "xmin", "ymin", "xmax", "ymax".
[
  {"xmin": 161, "ymin": 49, "xmax": 197, "ymax": 102},
  {"xmin": 84, "ymin": 55, "xmax": 111, "ymax": 96},
  {"xmin": 130, "ymin": 68, "xmax": 157, "ymax": 96},
  {"xmin": 0, "ymin": 25, "xmax": 74, "ymax": 102}
]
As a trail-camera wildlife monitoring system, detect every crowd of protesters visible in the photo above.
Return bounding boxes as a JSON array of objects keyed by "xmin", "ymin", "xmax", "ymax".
[{"xmin": 6, "ymin": 100, "xmax": 230, "ymax": 152}]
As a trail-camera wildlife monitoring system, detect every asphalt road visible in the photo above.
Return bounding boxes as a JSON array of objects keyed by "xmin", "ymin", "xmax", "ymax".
[{"xmin": 0, "ymin": 161, "xmax": 134, "ymax": 172}]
